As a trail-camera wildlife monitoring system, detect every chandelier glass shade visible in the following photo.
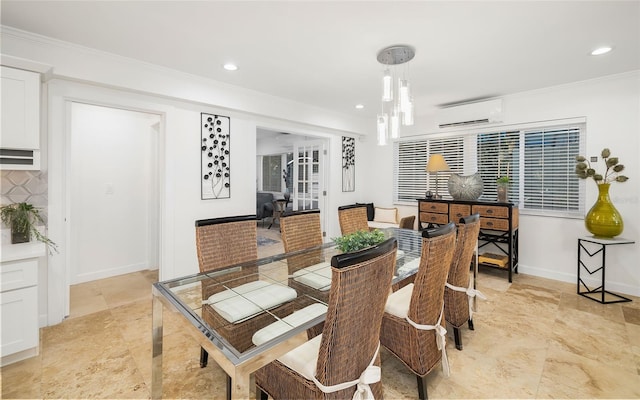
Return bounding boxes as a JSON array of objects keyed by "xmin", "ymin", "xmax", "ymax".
[{"xmin": 376, "ymin": 45, "xmax": 415, "ymax": 145}]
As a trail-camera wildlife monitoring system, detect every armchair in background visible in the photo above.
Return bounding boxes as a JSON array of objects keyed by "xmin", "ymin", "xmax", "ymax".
[{"xmin": 256, "ymin": 192, "xmax": 274, "ymax": 223}]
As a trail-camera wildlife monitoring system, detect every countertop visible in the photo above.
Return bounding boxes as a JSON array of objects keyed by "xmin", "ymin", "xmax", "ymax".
[{"xmin": 1, "ymin": 241, "xmax": 46, "ymax": 263}]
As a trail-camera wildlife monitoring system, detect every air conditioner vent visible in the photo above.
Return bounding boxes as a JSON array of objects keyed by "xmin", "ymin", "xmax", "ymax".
[
  {"xmin": 438, "ymin": 118, "xmax": 491, "ymax": 128},
  {"xmin": 437, "ymin": 99, "xmax": 503, "ymax": 129},
  {"xmin": 0, "ymin": 148, "xmax": 40, "ymax": 169}
]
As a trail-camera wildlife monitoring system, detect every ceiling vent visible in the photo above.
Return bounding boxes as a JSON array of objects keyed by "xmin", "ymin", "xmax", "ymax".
[{"xmin": 437, "ymin": 99, "xmax": 503, "ymax": 129}]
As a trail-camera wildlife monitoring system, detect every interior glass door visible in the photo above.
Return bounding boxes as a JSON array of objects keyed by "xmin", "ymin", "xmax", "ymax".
[{"xmin": 292, "ymin": 141, "xmax": 324, "ymax": 212}]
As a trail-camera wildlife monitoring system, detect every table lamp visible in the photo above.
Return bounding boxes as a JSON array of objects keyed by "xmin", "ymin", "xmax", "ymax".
[{"xmin": 426, "ymin": 154, "xmax": 450, "ymax": 199}]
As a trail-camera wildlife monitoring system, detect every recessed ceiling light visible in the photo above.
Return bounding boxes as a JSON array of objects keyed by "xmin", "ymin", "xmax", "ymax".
[
  {"xmin": 355, "ymin": 104, "xmax": 364, "ymax": 109},
  {"xmin": 223, "ymin": 63, "xmax": 238, "ymax": 71},
  {"xmin": 591, "ymin": 46, "xmax": 613, "ymax": 56}
]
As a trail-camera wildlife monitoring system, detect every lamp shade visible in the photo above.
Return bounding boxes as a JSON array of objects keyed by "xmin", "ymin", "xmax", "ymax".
[{"xmin": 426, "ymin": 154, "xmax": 450, "ymax": 172}]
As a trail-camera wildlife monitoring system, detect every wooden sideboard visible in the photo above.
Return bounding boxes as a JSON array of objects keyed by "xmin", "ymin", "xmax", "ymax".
[{"xmin": 418, "ymin": 199, "xmax": 519, "ymax": 282}]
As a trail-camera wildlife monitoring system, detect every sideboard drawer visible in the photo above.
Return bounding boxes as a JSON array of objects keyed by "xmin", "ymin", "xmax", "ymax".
[
  {"xmin": 419, "ymin": 202, "xmax": 448, "ymax": 213},
  {"xmin": 420, "ymin": 212, "xmax": 449, "ymax": 225},
  {"xmin": 449, "ymin": 204, "xmax": 471, "ymax": 221},
  {"xmin": 480, "ymin": 217, "xmax": 510, "ymax": 231},
  {"xmin": 472, "ymin": 205, "xmax": 509, "ymax": 218}
]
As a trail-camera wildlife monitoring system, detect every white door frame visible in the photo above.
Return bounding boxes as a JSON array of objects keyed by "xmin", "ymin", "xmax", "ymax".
[{"xmin": 46, "ymin": 80, "xmax": 166, "ymax": 324}]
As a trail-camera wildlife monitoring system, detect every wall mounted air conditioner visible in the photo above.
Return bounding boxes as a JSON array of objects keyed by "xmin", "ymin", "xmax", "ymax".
[{"xmin": 437, "ymin": 99, "xmax": 503, "ymax": 128}]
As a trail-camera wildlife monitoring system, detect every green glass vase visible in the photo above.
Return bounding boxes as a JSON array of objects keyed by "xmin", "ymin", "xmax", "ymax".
[{"xmin": 585, "ymin": 183, "xmax": 623, "ymax": 238}]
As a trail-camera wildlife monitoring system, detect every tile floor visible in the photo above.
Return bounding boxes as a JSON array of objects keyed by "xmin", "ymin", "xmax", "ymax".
[{"xmin": 2, "ymin": 226, "xmax": 639, "ymax": 399}]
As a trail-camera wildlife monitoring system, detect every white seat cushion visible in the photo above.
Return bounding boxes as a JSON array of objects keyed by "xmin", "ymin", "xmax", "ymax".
[
  {"xmin": 292, "ymin": 262, "xmax": 332, "ymax": 291},
  {"xmin": 206, "ymin": 280, "xmax": 297, "ymax": 323},
  {"xmin": 384, "ymin": 283, "xmax": 414, "ymax": 319},
  {"xmin": 278, "ymin": 334, "xmax": 323, "ymax": 380},
  {"xmin": 367, "ymin": 221, "xmax": 399, "ymax": 229},
  {"xmin": 252, "ymin": 303, "xmax": 328, "ymax": 346}
]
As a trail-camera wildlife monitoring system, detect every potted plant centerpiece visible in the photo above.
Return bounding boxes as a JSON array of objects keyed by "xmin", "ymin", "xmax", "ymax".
[
  {"xmin": 496, "ymin": 176, "xmax": 510, "ymax": 202},
  {"xmin": 333, "ymin": 229, "xmax": 385, "ymax": 253},
  {"xmin": 575, "ymin": 148, "xmax": 628, "ymax": 238},
  {"xmin": 0, "ymin": 202, "xmax": 58, "ymax": 253}
]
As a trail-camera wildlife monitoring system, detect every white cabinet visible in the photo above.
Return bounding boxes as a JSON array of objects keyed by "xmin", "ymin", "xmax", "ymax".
[
  {"xmin": 0, "ymin": 66, "xmax": 41, "ymax": 169},
  {"xmin": 0, "ymin": 243, "xmax": 44, "ymax": 366}
]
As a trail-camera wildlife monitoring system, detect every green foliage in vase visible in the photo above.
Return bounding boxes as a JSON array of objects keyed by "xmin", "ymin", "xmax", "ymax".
[
  {"xmin": 332, "ymin": 229, "xmax": 385, "ymax": 253},
  {"xmin": 0, "ymin": 202, "xmax": 58, "ymax": 253},
  {"xmin": 575, "ymin": 148, "xmax": 629, "ymax": 184},
  {"xmin": 496, "ymin": 176, "xmax": 510, "ymax": 184}
]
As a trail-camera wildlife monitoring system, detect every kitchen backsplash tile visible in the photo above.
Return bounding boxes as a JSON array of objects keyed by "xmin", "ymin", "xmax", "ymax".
[{"xmin": 0, "ymin": 170, "xmax": 49, "ymax": 225}]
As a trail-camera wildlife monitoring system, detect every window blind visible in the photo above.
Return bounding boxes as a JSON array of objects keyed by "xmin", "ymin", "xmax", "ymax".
[
  {"xmin": 394, "ymin": 139, "xmax": 428, "ymax": 202},
  {"xmin": 523, "ymin": 126, "xmax": 581, "ymax": 215},
  {"xmin": 427, "ymin": 136, "xmax": 464, "ymax": 199},
  {"xmin": 477, "ymin": 131, "xmax": 520, "ymax": 203}
]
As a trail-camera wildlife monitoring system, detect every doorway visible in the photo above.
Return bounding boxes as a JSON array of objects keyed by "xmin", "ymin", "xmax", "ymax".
[
  {"xmin": 256, "ymin": 129, "xmax": 329, "ymax": 236},
  {"xmin": 69, "ymin": 102, "xmax": 160, "ymax": 284}
]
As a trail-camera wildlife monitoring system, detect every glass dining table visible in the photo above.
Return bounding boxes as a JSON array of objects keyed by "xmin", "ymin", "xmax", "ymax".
[{"xmin": 151, "ymin": 228, "xmax": 425, "ymax": 400}]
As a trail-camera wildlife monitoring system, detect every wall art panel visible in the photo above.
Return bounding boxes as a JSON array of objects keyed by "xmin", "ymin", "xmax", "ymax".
[
  {"xmin": 342, "ymin": 136, "xmax": 355, "ymax": 192},
  {"xmin": 201, "ymin": 113, "xmax": 231, "ymax": 199}
]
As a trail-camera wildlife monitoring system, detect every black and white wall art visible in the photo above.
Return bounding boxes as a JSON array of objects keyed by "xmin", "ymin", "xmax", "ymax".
[
  {"xmin": 342, "ymin": 136, "xmax": 355, "ymax": 192},
  {"xmin": 201, "ymin": 113, "xmax": 231, "ymax": 199}
]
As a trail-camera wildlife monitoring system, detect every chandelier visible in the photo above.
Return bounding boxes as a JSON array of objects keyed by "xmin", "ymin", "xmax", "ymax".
[{"xmin": 376, "ymin": 45, "xmax": 415, "ymax": 145}]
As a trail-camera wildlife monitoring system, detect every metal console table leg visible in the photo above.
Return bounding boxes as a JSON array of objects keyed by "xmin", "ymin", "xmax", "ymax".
[{"xmin": 577, "ymin": 236, "xmax": 634, "ymax": 304}]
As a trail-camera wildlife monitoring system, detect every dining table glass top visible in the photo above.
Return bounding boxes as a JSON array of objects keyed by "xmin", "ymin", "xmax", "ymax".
[{"xmin": 152, "ymin": 227, "xmax": 424, "ymax": 365}]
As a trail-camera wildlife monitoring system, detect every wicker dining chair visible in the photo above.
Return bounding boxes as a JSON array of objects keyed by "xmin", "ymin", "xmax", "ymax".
[
  {"xmin": 255, "ymin": 237, "xmax": 398, "ymax": 400},
  {"xmin": 444, "ymin": 213, "xmax": 484, "ymax": 350},
  {"xmin": 280, "ymin": 209, "xmax": 328, "ymax": 302},
  {"xmin": 399, "ymin": 215, "xmax": 416, "ymax": 230},
  {"xmin": 337, "ymin": 204, "xmax": 370, "ymax": 235},
  {"xmin": 380, "ymin": 222, "xmax": 457, "ymax": 400},
  {"xmin": 195, "ymin": 215, "xmax": 296, "ymax": 366}
]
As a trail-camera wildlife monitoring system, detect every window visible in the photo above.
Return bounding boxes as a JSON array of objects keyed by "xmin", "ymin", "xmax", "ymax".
[
  {"xmin": 262, "ymin": 155, "xmax": 282, "ymax": 192},
  {"xmin": 393, "ymin": 136, "xmax": 464, "ymax": 202},
  {"xmin": 394, "ymin": 123, "xmax": 584, "ymax": 217}
]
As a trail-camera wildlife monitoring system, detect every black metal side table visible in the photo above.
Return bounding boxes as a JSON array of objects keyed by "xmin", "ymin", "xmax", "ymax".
[{"xmin": 577, "ymin": 236, "xmax": 635, "ymax": 304}]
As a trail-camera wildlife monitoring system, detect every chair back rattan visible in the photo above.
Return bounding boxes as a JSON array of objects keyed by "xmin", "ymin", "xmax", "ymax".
[
  {"xmin": 281, "ymin": 209, "xmax": 327, "ymax": 304},
  {"xmin": 254, "ymin": 237, "xmax": 397, "ymax": 400},
  {"xmin": 399, "ymin": 215, "xmax": 416, "ymax": 230},
  {"xmin": 337, "ymin": 204, "xmax": 369, "ymax": 235},
  {"xmin": 195, "ymin": 215, "xmax": 257, "ymax": 273},
  {"xmin": 195, "ymin": 215, "xmax": 269, "ymax": 355},
  {"xmin": 281, "ymin": 209, "xmax": 322, "ymax": 253},
  {"xmin": 444, "ymin": 213, "xmax": 480, "ymax": 329},
  {"xmin": 315, "ymin": 237, "xmax": 397, "ymax": 398},
  {"xmin": 380, "ymin": 222, "xmax": 456, "ymax": 383}
]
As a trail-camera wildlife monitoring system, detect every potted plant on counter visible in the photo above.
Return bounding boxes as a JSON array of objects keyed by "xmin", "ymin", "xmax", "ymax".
[{"xmin": 0, "ymin": 202, "xmax": 58, "ymax": 253}]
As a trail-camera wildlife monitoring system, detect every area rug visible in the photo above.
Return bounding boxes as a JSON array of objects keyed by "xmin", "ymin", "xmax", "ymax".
[{"xmin": 257, "ymin": 236, "xmax": 279, "ymax": 247}]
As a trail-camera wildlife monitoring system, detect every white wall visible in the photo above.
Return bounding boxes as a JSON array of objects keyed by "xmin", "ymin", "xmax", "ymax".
[{"xmin": 361, "ymin": 71, "xmax": 640, "ymax": 296}]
